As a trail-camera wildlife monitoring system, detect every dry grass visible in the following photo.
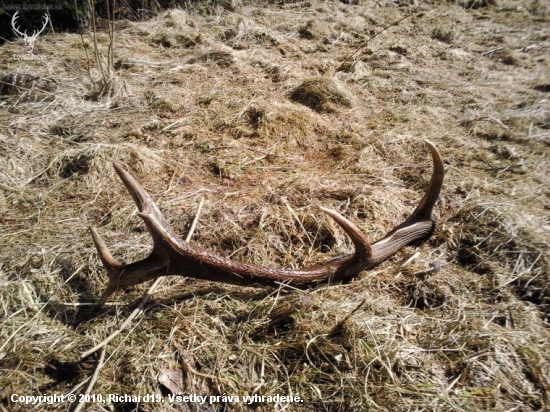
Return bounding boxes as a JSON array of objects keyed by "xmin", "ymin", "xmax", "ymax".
[{"xmin": 1, "ymin": 1, "xmax": 549, "ymax": 411}]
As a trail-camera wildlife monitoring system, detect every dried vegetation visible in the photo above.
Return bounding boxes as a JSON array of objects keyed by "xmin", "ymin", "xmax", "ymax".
[{"xmin": 0, "ymin": 0, "xmax": 549, "ymax": 411}]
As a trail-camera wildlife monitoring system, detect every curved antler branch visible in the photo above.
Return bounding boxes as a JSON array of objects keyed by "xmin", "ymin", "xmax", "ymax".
[
  {"xmin": 38, "ymin": 14, "xmax": 49, "ymax": 35},
  {"xmin": 90, "ymin": 140, "xmax": 444, "ymax": 306},
  {"xmin": 11, "ymin": 11, "xmax": 27, "ymax": 38}
]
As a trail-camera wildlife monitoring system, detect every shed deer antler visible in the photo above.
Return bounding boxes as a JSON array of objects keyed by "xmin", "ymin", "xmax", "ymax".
[{"xmin": 91, "ymin": 140, "xmax": 444, "ymax": 306}]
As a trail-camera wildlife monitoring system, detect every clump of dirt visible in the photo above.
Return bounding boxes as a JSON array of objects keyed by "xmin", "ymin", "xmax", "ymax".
[
  {"xmin": 152, "ymin": 31, "xmax": 200, "ymax": 48},
  {"xmin": 188, "ymin": 49, "xmax": 235, "ymax": 67},
  {"xmin": 289, "ymin": 77, "xmax": 352, "ymax": 113},
  {"xmin": 298, "ymin": 19, "xmax": 329, "ymax": 40}
]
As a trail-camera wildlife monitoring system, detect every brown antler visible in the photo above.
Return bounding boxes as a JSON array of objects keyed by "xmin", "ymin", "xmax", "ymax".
[{"xmin": 90, "ymin": 140, "xmax": 444, "ymax": 306}]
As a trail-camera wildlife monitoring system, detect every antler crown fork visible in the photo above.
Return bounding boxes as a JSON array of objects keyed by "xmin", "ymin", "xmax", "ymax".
[{"xmin": 90, "ymin": 140, "xmax": 444, "ymax": 306}]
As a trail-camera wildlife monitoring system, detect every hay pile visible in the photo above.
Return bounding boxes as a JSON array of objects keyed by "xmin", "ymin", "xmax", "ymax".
[{"xmin": 1, "ymin": 1, "xmax": 548, "ymax": 410}]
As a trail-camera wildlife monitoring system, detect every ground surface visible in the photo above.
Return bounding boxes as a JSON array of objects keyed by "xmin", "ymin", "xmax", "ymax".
[{"xmin": 0, "ymin": 0, "xmax": 549, "ymax": 411}]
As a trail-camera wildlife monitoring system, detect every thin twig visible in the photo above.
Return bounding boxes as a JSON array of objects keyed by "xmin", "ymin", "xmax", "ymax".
[
  {"xmin": 81, "ymin": 198, "xmax": 205, "ymax": 359},
  {"xmin": 337, "ymin": 0, "xmax": 426, "ymax": 71},
  {"xmin": 72, "ymin": 347, "xmax": 105, "ymax": 412},
  {"xmin": 74, "ymin": 0, "xmax": 93, "ymax": 77},
  {"xmin": 330, "ymin": 298, "xmax": 367, "ymax": 335},
  {"xmin": 46, "ymin": 10, "xmax": 55, "ymax": 37},
  {"xmin": 482, "ymin": 46, "xmax": 504, "ymax": 56}
]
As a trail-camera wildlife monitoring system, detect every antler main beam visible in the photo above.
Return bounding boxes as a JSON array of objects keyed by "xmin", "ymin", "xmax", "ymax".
[{"xmin": 90, "ymin": 140, "xmax": 444, "ymax": 306}]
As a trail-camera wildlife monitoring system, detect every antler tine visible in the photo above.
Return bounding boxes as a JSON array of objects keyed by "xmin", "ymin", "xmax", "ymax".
[
  {"xmin": 31, "ymin": 13, "xmax": 49, "ymax": 37},
  {"xmin": 367, "ymin": 140, "xmax": 444, "ymax": 265},
  {"xmin": 112, "ymin": 163, "xmax": 168, "ymax": 226},
  {"xmin": 89, "ymin": 165, "xmax": 175, "ymax": 306},
  {"xmin": 11, "ymin": 11, "xmax": 26, "ymax": 37},
  {"xmin": 409, "ymin": 140, "xmax": 444, "ymax": 221},
  {"xmin": 41, "ymin": 14, "xmax": 49, "ymax": 30},
  {"xmin": 90, "ymin": 227, "xmax": 121, "ymax": 274},
  {"xmin": 89, "ymin": 227, "xmax": 124, "ymax": 307},
  {"xmin": 90, "ymin": 141, "xmax": 444, "ymax": 306},
  {"xmin": 318, "ymin": 207, "xmax": 372, "ymax": 262}
]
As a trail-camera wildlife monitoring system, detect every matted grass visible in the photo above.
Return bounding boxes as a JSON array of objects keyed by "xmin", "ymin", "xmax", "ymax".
[{"xmin": 0, "ymin": 1, "xmax": 549, "ymax": 411}]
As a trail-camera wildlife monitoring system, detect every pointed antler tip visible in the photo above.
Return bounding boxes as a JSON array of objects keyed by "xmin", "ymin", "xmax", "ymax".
[
  {"xmin": 112, "ymin": 162, "xmax": 125, "ymax": 175},
  {"xmin": 89, "ymin": 226, "xmax": 121, "ymax": 269},
  {"xmin": 112, "ymin": 162, "xmax": 130, "ymax": 184},
  {"xmin": 422, "ymin": 139, "xmax": 438, "ymax": 154},
  {"xmin": 318, "ymin": 206, "xmax": 351, "ymax": 225},
  {"xmin": 318, "ymin": 206, "xmax": 336, "ymax": 214},
  {"xmin": 89, "ymin": 226, "xmax": 102, "ymax": 245},
  {"xmin": 407, "ymin": 139, "xmax": 444, "ymax": 222},
  {"xmin": 318, "ymin": 206, "xmax": 372, "ymax": 259},
  {"xmin": 111, "ymin": 162, "xmax": 142, "ymax": 201},
  {"xmin": 422, "ymin": 139, "xmax": 442, "ymax": 159}
]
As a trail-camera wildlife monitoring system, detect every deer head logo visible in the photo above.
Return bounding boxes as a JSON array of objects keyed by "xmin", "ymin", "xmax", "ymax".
[{"xmin": 12, "ymin": 11, "xmax": 49, "ymax": 54}]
